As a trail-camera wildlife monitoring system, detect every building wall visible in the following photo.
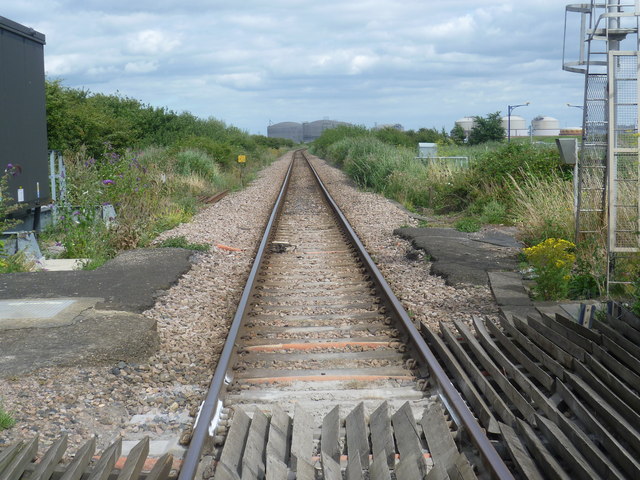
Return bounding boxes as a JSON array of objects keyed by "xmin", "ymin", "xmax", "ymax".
[
  {"xmin": 268, "ymin": 119, "xmax": 351, "ymax": 143},
  {"xmin": 267, "ymin": 122, "xmax": 303, "ymax": 143},
  {"xmin": 0, "ymin": 16, "xmax": 49, "ymax": 209}
]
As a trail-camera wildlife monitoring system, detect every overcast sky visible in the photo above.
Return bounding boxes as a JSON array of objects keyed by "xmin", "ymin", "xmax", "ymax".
[{"xmin": 3, "ymin": 1, "xmax": 585, "ymax": 135}]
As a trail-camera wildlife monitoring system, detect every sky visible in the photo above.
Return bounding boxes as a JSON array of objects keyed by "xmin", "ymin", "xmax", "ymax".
[{"xmin": 2, "ymin": 1, "xmax": 586, "ymax": 135}]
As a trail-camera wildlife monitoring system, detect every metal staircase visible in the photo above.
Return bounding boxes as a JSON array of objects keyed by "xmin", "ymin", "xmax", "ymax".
[{"xmin": 563, "ymin": 2, "xmax": 640, "ymax": 292}]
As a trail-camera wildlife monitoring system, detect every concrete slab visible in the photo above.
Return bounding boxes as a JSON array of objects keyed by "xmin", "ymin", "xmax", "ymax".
[
  {"xmin": 0, "ymin": 297, "xmax": 102, "ymax": 330},
  {"xmin": 394, "ymin": 227, "xmax": 519, "ymax": 286},
  {"xmin": 487, "ymin": 272, "xmax": 533, "ymax": 307},
  {"xmin": 38, "ymin": 258, "xmax": 87, "ymax": 271},
  {"xmin": 0, "ymin": 309, "xmax": 159, "ymax": 377},
  {"xmin": 0, "ymin": 248, "xmax": 194, "ymax": 313},
  {"xmin": 0, "ymin": 248, "xmax": 193, "ymax": 377}
]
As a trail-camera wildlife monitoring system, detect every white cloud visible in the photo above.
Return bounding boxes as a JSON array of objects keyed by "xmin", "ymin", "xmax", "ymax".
[
  {"xmin": 214, "ymin": 72, "xmax": 264, "ymax": 90},
  {"xmin": 124, "ymin": 60, "xmax": 159, "ymax": 74},
  {"xmin": 127, "ymin": 30, "xmax": 181, "ymax": 55},
  {"xmin": 2, "ymin": 1, "xmax": 586, "ymax": 133}
]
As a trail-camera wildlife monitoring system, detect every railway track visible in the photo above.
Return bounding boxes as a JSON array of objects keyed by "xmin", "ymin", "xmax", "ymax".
[
  {"xmin": 178, "ymin": 150, "xmax": 509, "ymax": 480},
  {"xmin": 2, "ymin": 150, "xmax": 640, "ymax": 479}
]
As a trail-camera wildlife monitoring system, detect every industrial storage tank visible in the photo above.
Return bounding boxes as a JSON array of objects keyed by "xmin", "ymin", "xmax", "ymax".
[
  {"xmin": 302, "ymin": 119, "xmax": 349, "ymax": 142},
  {"xmin": 267, "ymin": 122, "xmax": 303, "ymax": 143},
  {"xmin": 455, "ymin": 117, "xmax": 476, "ymax": 135},
  {"xmin": 531, "ymin": 116, "xmax": 560, "ymax": 136},
  {"xmin": 501, "ymin": 115, "xmax": 527, "ymax": 137}
]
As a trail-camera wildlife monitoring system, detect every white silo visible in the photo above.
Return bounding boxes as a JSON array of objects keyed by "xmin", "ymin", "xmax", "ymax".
[
  {"xmin": 455, "ymin": 117, "xmax": 476, "ymax": 136},
  {"xmin": 531, "ymin": 116, "xmax": 560, "ymax": 136},
  {"xmin": 501, "ymin": 115, "xmax": 527, "ymax": 137}
]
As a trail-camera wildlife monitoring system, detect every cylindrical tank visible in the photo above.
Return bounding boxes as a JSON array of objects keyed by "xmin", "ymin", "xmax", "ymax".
[
  {"xmin": 455, "ymin": 117, "xmax": 476, "ymax": 135},
  {"xmin": 501, "ymin": 115, "xmax": 527, "ymax": 137},
  {"xmin": 531, "ymin": 116, "xmax": 560, "ymax": 136},
  {"xmin": 267, "ymin": 122, "xmax": 303, "ymax": 143},
  {"xmin": 302, "ymin": 119, "xmax": 348, "ymax": 142}
]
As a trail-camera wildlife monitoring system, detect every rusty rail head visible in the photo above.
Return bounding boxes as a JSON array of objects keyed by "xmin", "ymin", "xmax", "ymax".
[
  {"xmin": 301, "ymin": 150, "xmax": 514, "ymax": 480},
  {"xmin": 177, "ymin": 153, "xmax": 296, "ymax": 480}
]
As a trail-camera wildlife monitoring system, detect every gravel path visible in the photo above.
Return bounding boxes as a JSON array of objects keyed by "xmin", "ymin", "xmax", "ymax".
[{"xmin": 0, "ymin": 151, "xmax": 497, "ymax": 455}]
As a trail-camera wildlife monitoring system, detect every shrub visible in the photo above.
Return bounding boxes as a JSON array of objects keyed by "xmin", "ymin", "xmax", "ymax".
[
  {"xmin": 524, "ymin": 238, "xmax": 576, "ymax": 300},
  {"xmin": 454, "ymin": 218, "xmax": 481, "ymax": 232},
  {"xmin": 174, "ymin": 150, "xmax": 222, "ymax": 183},
  {"xmin": 480, "ymin": 200, "xmax": 508, "ymax": 224}
]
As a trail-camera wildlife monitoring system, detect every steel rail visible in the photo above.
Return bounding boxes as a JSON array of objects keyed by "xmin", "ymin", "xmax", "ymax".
[
  {"xmin": 177, "ymin": 154, "xmax": 295, "ymax": 480},
  {"xmin": 302, "ymin": 151, "xmax": 514, "ymax": 480}
]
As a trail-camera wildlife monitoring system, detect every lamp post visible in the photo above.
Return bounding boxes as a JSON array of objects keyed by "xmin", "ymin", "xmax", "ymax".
[
  {"xmin": 507, "ymin": 102, "xmax": 530, "ymax": 143},
  {"xmin": 566, "ymin": 103, "xmax": 584, "ymax": 110}
]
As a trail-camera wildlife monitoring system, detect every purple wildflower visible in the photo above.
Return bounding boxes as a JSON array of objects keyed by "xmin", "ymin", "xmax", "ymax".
[
  {"xmin": 102, "ymin": 179, "xmax": 114, "ymax": 185},
  {"xmin": 73, "ymin": 210, "xmax": 80, "ymax": 216}
]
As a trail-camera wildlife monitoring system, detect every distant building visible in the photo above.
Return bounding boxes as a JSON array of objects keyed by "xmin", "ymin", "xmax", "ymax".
[
  {"xmin": 267, "ymin": 119, "xmax": 351, "ymax": 143},
  {"xmin": 501, "ymin": 115, "xmax": 527, "ymax": 137},
  {"xmin": 531, "ymin": 116, "xmax": 560, "ymax": 136},
  {"xmin": 454, "ymin": 117, "xmax": 476, "ymax": 139},
  {"xmin": 267, "ymin": 122, "xmax": 303, "ymax": 143},
  {"xmin": 560, "ymin": 127, "xmax": 583, "ymax": 136},
  {"xmin": 302, "ymin": 119, "xmax": 351, "ymax": 142}
]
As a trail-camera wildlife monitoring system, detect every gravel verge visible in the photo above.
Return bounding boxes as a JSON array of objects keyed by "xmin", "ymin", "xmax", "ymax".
[{"xmin": 0, "ymin": 151, "xmax": 497, "ymax": 456}]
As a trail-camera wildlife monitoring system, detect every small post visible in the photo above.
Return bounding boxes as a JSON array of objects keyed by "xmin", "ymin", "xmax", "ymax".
[{"xmin": 237, "ymin": 154, "xmax": 246, "ymax": 187}]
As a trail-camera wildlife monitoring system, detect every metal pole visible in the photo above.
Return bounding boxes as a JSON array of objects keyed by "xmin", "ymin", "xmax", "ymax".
[{"xmin": 507, "ymin": 102, "xmax": 530, "ymax": 143}]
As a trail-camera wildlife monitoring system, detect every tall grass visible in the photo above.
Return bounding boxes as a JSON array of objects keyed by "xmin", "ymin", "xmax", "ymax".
[
  {"xmin": 41, "ymin": 144, "xmax": 284, "ymax": 267},
  {"xmin": 509, "ymin": 171, "xmax": 575, "ymax": 246}
]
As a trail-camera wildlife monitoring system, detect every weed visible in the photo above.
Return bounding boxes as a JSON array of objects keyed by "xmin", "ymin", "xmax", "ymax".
[
  {"xmin": 480, "ymin": 200, "xmax": 507, "ymax": 224},
  {"xmin": 0, "ymin": 402, "xmax": 15, "ymax": 431},
  {"xmin": 509, "ymin": 171, "xmax": 574, "ymax": 246},
  {"xmin": 454, "ymin": 218, "xmax": 481, "ymax": 233},
  {"xmin": 158, "ymin": 236, "xmax": 210, "ymax": 251},
  {"xmin": 0, "ymin": 247, "xmax": 33, "ymax": 273},
  {"xmin": 524, "ymin": 238, "xmax": 576, "ymax": 300},
  {"xmin": 632, "ymin": 278, "xmax": 640, "ymax": 317},
  {"xmin": 567, "ymin": 258, "xmax": 601, "ymax": 300}
]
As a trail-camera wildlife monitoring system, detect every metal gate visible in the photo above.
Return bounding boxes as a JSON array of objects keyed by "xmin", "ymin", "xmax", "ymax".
[{"xmin": 608, "ymin": 51, "xmax": 640, "ymax": 287}]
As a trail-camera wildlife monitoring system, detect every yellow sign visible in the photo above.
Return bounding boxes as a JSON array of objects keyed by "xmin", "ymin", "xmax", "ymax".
[{"xmin": 237, "ymin": 155, "xmax": 246, "ymax": 163}]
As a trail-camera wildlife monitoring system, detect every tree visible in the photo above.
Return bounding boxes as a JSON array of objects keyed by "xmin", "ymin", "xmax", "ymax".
[
  {"xmin": 468, "ymin": 112, "xmax": 505, "ymax": 145},
  {"xmin": 449, "ymin": 123, "xmax": 466, "ymax": 145}
]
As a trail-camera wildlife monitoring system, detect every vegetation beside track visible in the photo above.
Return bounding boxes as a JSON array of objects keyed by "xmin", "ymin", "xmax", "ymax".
[
  {"xmin": 1, "ymin": 80, "xmax": 295, "ymax": 272},
  {"xmin": 310, "ymin": 125, "xmax": 639, "ymax": 303}
]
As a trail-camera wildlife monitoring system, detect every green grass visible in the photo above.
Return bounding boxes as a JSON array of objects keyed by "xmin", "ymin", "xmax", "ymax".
[
  {"xmin": 454, "ymin": 218, "xmax": 481, "ymax": 233},
  {"xmin": 38, "ymin": 144, "xmax": 284, "ymax": 268},
  {"xmin": 0, "ymin": 403, "xmax": 15, "ymax": 430},
  {"xmin": 158, "ymin": 236, "xmax": 210, "ymax": 251}
]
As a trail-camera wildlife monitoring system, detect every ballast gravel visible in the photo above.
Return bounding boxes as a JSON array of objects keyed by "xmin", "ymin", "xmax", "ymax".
[{"xmin": 0, "ymin": 151, "xmax": 498, "ymax": 455}]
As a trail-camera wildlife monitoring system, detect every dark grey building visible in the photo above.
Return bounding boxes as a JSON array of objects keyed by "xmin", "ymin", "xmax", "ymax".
[
  {"xmin": 268, "ymin": 119, "xmax": 352, "ymax": 143},
  {"xmin": 267, "ymin": 122, "xmax": 303, "ymax": 143},
  {"xmin": 0, "ymin": 16, "xmax": 49, "ymax": 212},
  {"xmin": 302, "ymin": 119, "xmax": 350, "ymax": 142}
]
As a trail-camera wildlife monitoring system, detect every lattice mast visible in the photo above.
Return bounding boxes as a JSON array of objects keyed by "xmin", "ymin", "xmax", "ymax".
[{"xmin": 563, "ymin": 1, "xmax": 640, "ymax": 292}]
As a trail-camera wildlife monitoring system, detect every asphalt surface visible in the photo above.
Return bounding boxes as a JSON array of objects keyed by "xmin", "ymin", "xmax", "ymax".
[
  {"xmin": 0, "ymin": 248, "xmax": 194, "ymax": 312},
  {"xmin": 0, "ymin": 229, "xmax": 526, "ymax": 377},
  {"xmin": 0, "ymin": 248, "xmax": 194, "ymax": 377},
  {"xmin": 395, "ymin": 226, "xmax": 522, "ymax": 287}
]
